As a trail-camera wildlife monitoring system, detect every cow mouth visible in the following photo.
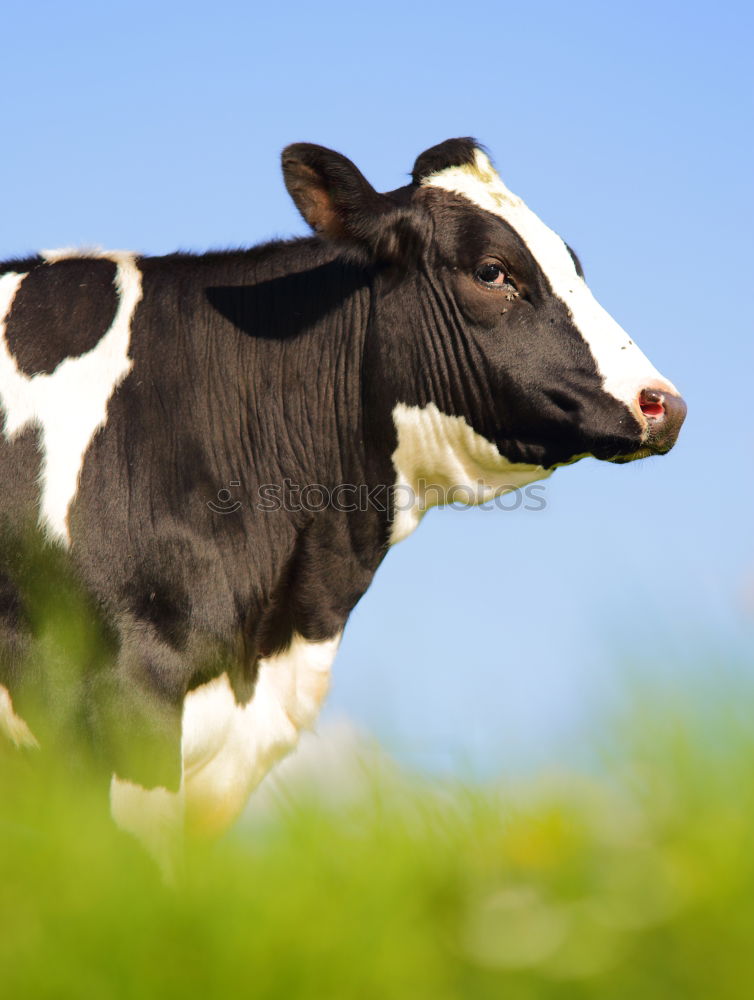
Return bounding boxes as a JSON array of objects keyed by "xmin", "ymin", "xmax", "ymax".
[
  {"xmin": 608, "ymin": 445, "xmax": 659, "ymax": 464},
  {"xmin": 606, "ymin": 431, "xmax": 683, "ymax": 462},
  {"xmin": 593, "ymin": 434, "xmax": 674, "ymax": 464}
]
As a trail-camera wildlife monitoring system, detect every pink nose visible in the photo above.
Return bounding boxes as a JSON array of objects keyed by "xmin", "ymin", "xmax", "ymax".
[{"xmin": 638, "ymin": 387, "xmax": 687, "ymax": 452}]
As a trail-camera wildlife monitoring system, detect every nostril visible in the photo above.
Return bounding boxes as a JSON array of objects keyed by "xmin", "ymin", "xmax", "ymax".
[
  {"xmin": 638, "ymin": 388, "xmax": 688, "ymax": 453},
  {"xmin": 639, "ymin": 388, "xmax": 665, "ymax": 419}
]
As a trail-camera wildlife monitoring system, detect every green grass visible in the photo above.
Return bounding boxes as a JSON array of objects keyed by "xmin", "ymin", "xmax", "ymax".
[{"xmin": 2, "ymin": 672, "xmax": 754, "ymax": 1000}]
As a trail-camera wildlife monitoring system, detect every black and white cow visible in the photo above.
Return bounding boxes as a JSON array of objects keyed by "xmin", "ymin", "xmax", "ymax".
[{"xmin": 0, "ymin": 139, "xmax": 685, "ymax": 855}]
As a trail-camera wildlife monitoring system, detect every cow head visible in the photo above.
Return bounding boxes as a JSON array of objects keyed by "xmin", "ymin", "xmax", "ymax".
[{"xmin": 282, "ymin": 139, "xmax": 686, "ymax": 537}]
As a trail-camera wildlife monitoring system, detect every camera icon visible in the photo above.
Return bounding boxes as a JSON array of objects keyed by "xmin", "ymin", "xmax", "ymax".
[{"xmin": 207, "ymin": 481, "xmax": 243, "ymax": 515}]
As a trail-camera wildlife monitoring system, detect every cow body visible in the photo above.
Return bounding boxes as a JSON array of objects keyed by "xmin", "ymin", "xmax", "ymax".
[{"xmin": 0, "ymin": 140, "xmax": 685, "ymax": 854}]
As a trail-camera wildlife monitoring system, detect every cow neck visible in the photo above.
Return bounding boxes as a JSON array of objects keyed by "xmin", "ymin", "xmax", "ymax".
[
  {"xmin": 205, "ymin": 241, "xmax": 393, "ymax": 649},
  {"xmin": 194, "ymin": 240, "xmax": 374, "ymax": 499}
]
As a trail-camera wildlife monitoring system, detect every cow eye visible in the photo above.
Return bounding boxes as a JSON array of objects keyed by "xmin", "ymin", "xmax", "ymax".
[{"xmin": 474, "ymin": 263, "xmax": 517, "ymax": 291}]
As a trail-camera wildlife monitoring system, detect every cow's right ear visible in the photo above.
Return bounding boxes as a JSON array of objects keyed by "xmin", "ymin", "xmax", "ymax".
[{"xmin": 282, "ymin": 143, "xmax": 427, "ymax": 264}]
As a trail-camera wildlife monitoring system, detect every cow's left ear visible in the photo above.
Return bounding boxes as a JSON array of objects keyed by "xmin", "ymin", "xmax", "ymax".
[{"xmin": 282, "ymin": 143, "xmax": 428, "ymax": 264}]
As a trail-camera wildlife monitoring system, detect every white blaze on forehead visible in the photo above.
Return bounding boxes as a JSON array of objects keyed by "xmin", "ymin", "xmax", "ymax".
[
  {"xmin": 0, "ymin": 251, "xmax": 142, "ymax": 543},
  {"xmin": 390, "ymin": 402, "xmax": 552, "ymax": 544},
  {"xmin": 422, "ymin": 149, "xmax": 678, "ymax": 418}
]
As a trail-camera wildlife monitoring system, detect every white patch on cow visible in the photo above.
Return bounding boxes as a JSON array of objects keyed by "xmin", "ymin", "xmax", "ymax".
[
  {"xmin": 0, "ymin": 251, "xmax": 142, "ymax": 544},
  {"xmin": 182, "ymin": 631, "xmax": 340, "ymax": 835},
  {"xmin": 0, "ymin": 684, "xmax": 38, "ymax": 748},
  {"xmin": 390, "ymin": 402, "xmax": 552, "ymax": 544},
  {"xmin": 110, "ymin": 632, "xmax": 341, "ymax": 859},
  {"xmin": 110, "ymin": 776, "xmax": 185, "ymax": 879},
  {"xmin": 422, "ymin": 150, "xmax": 678, "ymax": 426}
]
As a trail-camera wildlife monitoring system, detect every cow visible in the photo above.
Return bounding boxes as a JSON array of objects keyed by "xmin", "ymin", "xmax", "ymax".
[{"xmin": 0, "ymin": 138, "xmax": 685, "ymax": 861}]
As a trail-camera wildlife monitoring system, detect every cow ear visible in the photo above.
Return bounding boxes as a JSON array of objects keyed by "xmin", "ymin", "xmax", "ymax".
[
  {"xmin": 411, "ymin": 137, "xmax": 481, "ymax": 184},
  {"xmin": 282, "ymin": 143, "xmax": 389, "ymax": 240},
  {"xmin": 282, "ymin": 143, "xmax": 427, "ymax": 264}
]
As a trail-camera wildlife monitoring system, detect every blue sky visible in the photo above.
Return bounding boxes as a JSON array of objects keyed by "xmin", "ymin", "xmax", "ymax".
[{"xmin": 1, "ymin": 0, "xmax": 752, "ymax": 773}]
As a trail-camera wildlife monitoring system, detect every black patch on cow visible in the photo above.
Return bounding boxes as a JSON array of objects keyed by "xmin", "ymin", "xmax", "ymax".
[
  {"xmin": 4, "ymin": 258, "xmax": 118, "ymax": 376},
  {"xmin": 411, "ymin": 138, "xmax": 480, "ymax": 184},
  {"xmin": 124, "ymin": 572, "xmax": 191, "ymax": 653},
  {"xmin": 0, "ymin": 255, "xmax": 44, "ymax": 276}
]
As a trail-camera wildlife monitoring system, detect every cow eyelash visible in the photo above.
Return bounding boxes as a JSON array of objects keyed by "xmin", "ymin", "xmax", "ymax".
[{"xmin": 474, "ymin": 263, "xmax": 519, "ymax": 294}]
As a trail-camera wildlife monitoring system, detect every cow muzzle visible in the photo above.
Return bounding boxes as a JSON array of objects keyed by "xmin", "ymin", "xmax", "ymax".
[
  {"xmin": 612, "ymin": 386, "xmax": 687, "ymax": 462},
  {"xmin": 639, "ymin": 387, "xmax": 687, "ymax": 452}
]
